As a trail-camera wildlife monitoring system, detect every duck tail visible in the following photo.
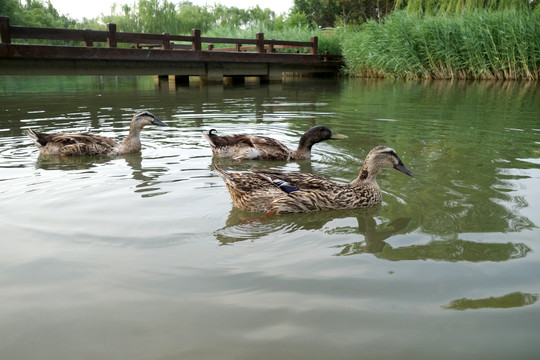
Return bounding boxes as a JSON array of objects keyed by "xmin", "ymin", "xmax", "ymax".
[
  {"xmin": 213, "ymin": 165, "xmax": 232, "ymax": 183},
  {"xmin": 26, "ymin": 129, "xmax": 44, "ymax": 148},
  {"xmin": 203, "ymin": 129, "xmax": 219, "ymax": 148}
]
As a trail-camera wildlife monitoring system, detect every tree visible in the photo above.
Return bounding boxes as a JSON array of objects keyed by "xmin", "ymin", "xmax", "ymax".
[
  {"xmin": 213, "ymin": 4, "xmax": 250, "ymax": 28},
  {"xmin": 293, "ymin": 0, "xmax": 340, "ymax": 27},
  {"xmin": 1, "ymin": 0, "xmax": 75, "ymax": 27},
  {"xmin": 293, "ymin": 0, "xmax": 396, "ymax": 27},
  {"xmin": 394, "ymin": 0, "xmax": 535, "ymax": 15}
]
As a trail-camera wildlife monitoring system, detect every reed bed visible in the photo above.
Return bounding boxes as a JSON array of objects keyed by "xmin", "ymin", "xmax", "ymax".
[{"xmin": 342, "ymin": 10, "xmax": 540, "ymax": 80}]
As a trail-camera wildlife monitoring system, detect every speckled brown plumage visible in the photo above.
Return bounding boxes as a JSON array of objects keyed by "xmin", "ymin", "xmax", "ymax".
[
  {"xmin": 215, "ymin": 145, "xmax": 414, "ymax": 214},
  {"xmin": 203, "ymin": 125, "xmax": 347, "ymax": 160},
  {"xmin": 27, "ymin": 111, "xmax": 167, "ymax": 156}
]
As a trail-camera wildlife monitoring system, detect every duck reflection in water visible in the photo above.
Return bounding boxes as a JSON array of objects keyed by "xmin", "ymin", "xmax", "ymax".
[
  {"xmin": 32, "ymin": 151, "xmax": 169, "ymax": 198},
  {"xmin": 214, "ymin": 205, "xmax": 412, "ymax": 248},
  {"xmin": 215, "ymin": 204, "xmax": 532, "ymax": 264}
]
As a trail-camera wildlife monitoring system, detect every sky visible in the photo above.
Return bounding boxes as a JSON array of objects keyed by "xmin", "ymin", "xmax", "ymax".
[{"xmin": 47, "ymin": 0, "xmax": 295, "ymax": 20}]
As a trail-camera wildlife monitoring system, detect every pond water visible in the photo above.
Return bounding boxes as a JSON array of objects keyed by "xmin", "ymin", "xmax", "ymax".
[{"xmin": 1, "ymin": 76, "xmax": 539, "ymax": 359}]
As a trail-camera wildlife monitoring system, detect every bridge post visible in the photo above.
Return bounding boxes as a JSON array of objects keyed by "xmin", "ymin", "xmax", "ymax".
[
  {"xmin": 0, "ymin": 17, "xmax": 11, "ymax": 44},
  {"xmin": 162, "ymin": 33, "xmax": 171, "ymax": 50},
  {"xmin": 83, "ymin": 29, "xmax": 94, "ymax": 46},
  {"xmin": 256, "ymin": 33, "xmax": 265, "ymax": 53},
  {"xmin": 192, "ymin": 29, "xmax": 201, "ymax": 51},
  {"xmin": 107, "ymin": 23, "xmax": 117, "ymax": 48},
  {"xmin": 310, "ymin": 36, "xmax": 318, "ymax": 55}
]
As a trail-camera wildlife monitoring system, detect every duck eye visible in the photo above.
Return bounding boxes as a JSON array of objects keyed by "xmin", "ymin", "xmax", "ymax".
[{"xmin": 382, "ymin": 149, "xmax": 397, "ymax": 157}]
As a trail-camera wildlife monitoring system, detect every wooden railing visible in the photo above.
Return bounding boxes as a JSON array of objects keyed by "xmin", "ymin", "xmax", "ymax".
[{"xmin": 0, "ymin": 16, "xmax": 318, "ymax": 54}]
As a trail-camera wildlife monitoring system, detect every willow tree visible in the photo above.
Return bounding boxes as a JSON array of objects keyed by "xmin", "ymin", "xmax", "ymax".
[{"xmin": 394, "ymin": 0, "xmax": 535, "ymax": 15}]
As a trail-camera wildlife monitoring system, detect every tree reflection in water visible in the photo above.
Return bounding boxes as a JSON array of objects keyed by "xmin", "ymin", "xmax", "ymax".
[{"xmin": 443, "ymin": 292, "xmax": 538, "ymax": 310}]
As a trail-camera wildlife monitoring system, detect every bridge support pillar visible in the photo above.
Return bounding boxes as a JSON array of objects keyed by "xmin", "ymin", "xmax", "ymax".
[
  {"xmin": 201, "ymin": 63, "xmax": 224, "ymax": 85},
  {"xmin": 155, "ymin": 75, "xmax": 168, "ymax": 87},
  {"xmin": 265, "ymin": 65, "xmax": 283, "ymax": 83}
]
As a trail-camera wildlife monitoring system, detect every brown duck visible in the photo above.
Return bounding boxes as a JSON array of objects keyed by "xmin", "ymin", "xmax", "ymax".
[
  {"xmin": 215, "ymin": 145, "xmax": 414, "ymax": 214},
  {"xmin": 203, "ymin": 125, "xmax": 347, "ymax": 160},
  {"xmin": 27, "ymin": 111, "xmax": 167, "ymax": 156}
]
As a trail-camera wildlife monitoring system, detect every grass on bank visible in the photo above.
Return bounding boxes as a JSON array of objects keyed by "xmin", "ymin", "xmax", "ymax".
[{"xmin": 341, "ymin": 10, "xmax": 540, "ymax": 80}]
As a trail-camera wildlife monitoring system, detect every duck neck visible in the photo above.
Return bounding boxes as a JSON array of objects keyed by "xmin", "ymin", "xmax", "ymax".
[
  {"xmin": 292, "ymin": 136, "xmax": 313, "ymax": 159},
  {"xmin": 119, "ymin": 123, "xmax": 142, "ymax": 154},
  {"xmin": 292, "ymin": 147, "xmax": 311, "ymax": 160},
  {"xmin": 351, "ymin": 162, "xmax": 381, "ymax": 186}
]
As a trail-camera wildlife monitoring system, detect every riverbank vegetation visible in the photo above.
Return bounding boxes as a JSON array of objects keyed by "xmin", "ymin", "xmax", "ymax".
[
  {"xmin": 2, "ymin": 0, "xmax": 539, "ymax": 80},
  {"xmin": 343, "ymin": 10, "xmax": 540, "ymax": 80}
]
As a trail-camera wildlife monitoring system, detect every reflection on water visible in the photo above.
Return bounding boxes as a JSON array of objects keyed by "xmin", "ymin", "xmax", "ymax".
[
  {"xmin": 34, "ymin": 153, "xmax": 121, "ymax": 170},
  {"xmin": 443, "ymin": 292, "xmax": 538, "ymax": 311},
  {"xmin": 214, "ymin": 206, "xmax": 383, "ymax": 243},
  {"xmin": 376, "ymin": 238, "xmax": 531, "ymax": 262},
  {"xmin": 32, "ymin": 152, "xmax": 170, "ymax": 198}
]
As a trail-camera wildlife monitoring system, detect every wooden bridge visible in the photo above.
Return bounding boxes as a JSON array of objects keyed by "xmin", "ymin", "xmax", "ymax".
[{"xmin": 0, "ymin": 16, "xmax": 343, "ymax": 85}]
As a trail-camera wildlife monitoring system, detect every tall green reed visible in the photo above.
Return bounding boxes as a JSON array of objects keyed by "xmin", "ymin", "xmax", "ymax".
[{"xmin": 342, "ymin": 10, "xmax": 540, "ymax": 80}]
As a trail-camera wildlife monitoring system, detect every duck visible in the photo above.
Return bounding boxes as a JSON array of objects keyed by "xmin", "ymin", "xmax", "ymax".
[
  {"xmin": 214, "ymin": 145, "xmax": 414, "ymax": 214},
  {"xmin": 27, "ymin": 111, "xmax": 167, "ymax": 156},
  {"xmin": 203, "ymin": 125, "xmax": 347, "ymax": 160}
]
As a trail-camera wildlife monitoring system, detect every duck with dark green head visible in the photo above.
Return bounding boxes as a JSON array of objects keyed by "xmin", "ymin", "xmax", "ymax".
[{"xmin": 203, "ymin": 125, "xmax": 347, "ymax": 160}]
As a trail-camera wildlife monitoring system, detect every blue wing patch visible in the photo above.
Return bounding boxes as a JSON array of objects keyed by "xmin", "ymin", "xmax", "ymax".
[{"xmin": 273, "ymin": 179, "xmax": 299, "ymax": 194}]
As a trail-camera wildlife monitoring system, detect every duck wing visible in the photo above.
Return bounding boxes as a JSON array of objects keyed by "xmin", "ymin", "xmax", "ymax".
[
  {"xmin": 251, "ymin": 169, "xmax": 356, "ymax": 213},
  {"xmin": 247, "ymin": 136, "xmax": 292, "ymax": 160},
  {"xmin": 28, "ymin": 129, "xmax": 119, "ymax": 156},
  {"xmin": 251, "ymin": 169, "xmax": 339, "ymax": 191},
  {"xmin": 56, "ymin": 133, "xmax": 119, "ymax": 156},
  {"xmin": 204, "ymin": 130, "xmax": 292, "ymax": 160}
]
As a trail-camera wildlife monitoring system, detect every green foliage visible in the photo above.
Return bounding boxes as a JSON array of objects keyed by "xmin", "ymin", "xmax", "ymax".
[
  {"xmin": 342, "ymin": 10, "xmax": 540, "ymax": 80},
  {"xmin": 293, "ymin": 0, "xmax": 340, "ymax": 27},
  {"xmin": 202, "ymin": 24, "xmax": 341, "ymax": 55},
  {"xmin": 99, "ymin": 1, "xmax": 280, "ymax": 34},
  {"xmin": 1, "ymin": 0, "xmax": 76, "ymax": 28},
  {"xmin": 293, "ymin": 0, "xmax": 397, "ymax": 27},
  {"xmin": 395, "ymin": 0, "xmax": 534, "ymax": 15},
  {"xmin": 284, "ymin": 11, "xmax": 311, "ymax": 28},
  {"xmin": 0, "ymin": 0, "xmax": 23, "ymax": 23}
]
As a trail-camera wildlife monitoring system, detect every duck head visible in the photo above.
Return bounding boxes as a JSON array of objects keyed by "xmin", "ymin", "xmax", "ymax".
[
  {"xmin": 298, "ymin": 125, "xmax": 348, "ymax": 149},
  {"xmin": 359, "ymin": 146, "xmax": 413, "ymax": 181},
  {"xmin": 132, "ymin": 111, "xmax": 168, "ymax": 130}
]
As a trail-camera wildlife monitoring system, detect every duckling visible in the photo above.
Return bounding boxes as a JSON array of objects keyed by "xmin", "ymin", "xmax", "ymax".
[
  {"xmin": 203, "ymin": 125, "xmax": 347, "ymax": 160},
  {"xmin": 214, "ymin": 145, "xmax": 413, "ymax": 214},
  {"xmin": 27, "ymin": 111, "xmax": 167, "ymax": 156}
]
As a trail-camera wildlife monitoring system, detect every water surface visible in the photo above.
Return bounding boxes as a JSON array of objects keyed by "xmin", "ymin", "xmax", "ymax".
[{"xmin": 1, "ymin": 76, "xmax": 539, "ymax": 359}]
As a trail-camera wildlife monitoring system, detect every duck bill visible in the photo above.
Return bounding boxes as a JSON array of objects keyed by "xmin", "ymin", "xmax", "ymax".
[
  {"xmin": 152, "ymin": 118, "xmax": 168, "ymax": 127},
  {"xmin": 394, "ymin": 162, "xmax": 414, "ymax": 177},
  {"xmin": 330, "ymin": 132, "xmax": 348, "ymax": 140}
]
